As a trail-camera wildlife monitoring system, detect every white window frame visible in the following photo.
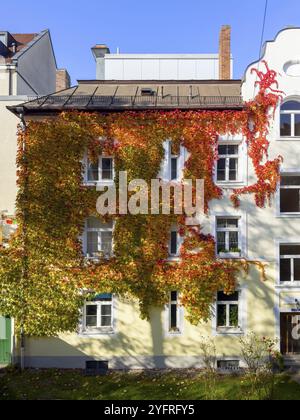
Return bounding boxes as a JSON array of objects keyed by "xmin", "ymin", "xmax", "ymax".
[
  {"xmin": 85, "ymin": 155, "xmax": 115, "ymax": 184},
  {"xmin": 215, "ymin": 135, "xmax": 247, "ymax": 188},
  {"xmin": 212, "ymin": 289, "xmax": 246, "ymax": 336},
  {"xmin": 215, "ymin": 216, "xmax": 242, "ymax": 258},
  {"xmin": 81, "ymin": 295, "xmax": 115, "ymax": 335},
  {"xmin": 83, "ymin": 218, "xmax": 114, "ymax": 260},
  {"xmin": 276, "ymin": 239, "xmax": 300, "ymax": 287},
  {"xmin": 278, "ymin": 172, "xmax": 300, "ymax": 216},
  {"xmin": 280, "ymin": 100, "xmax": 300, "ymax": 139},
  {"xmin": 159, "ymin": 141, "xmax": 187, "ymax": 182},
  {"xmin": 168, "ymin": 227, "xmax": 183, "ymax": 260},
  {"xmin": 165, "ymin": 291, "xmax": 184, "ymax": 336}
]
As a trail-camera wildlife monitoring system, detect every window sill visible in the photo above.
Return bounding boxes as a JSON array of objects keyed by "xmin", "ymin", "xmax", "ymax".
[
  {"xmin": 84, "ymin": 255, "xmax": 113, "ymax": 263},
  {"xmin": 276, "ymin": 213, "xmax": 300, "ymax": 218},
  {"xmin": 83, "ymin": 180, "xmax": 114, "ymax": 187},
  {"xmin": 278, "ymin": 137, "xmax": 300, "ymax": 141},
  {"xmin": 276, "ymin": 282, "xmax": 300, "ymax": 288},
  {"xmin": 216, "ymin": 181, "xmax": 245, "ymax": 189},
  {"xmin": 215, "ymin": 328, "xmax": 244, "ymax": 336},
  {"xmin": 80, "ymin": 329, "xmax": 115, "ymax": 337},
  {"xmin": 218, "ymin": 252, "xmax": 242, "ymax": 259},
  {"xmin": 167, "ymin": 256, "xmax": 181, "ymax": 262}
]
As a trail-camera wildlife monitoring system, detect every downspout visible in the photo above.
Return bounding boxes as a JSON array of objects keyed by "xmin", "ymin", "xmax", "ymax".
[{"xmin": 15, "ymin": 107, "xmax": 27, "ymax": 371}]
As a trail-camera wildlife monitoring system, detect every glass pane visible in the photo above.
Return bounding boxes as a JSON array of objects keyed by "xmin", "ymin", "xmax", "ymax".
[
  {"xmin": 217, "ymin": 292, "xmax": 239, "ymax": 302},
  {"xmin": 87, "ymin": 160, "xmax": 99, "ymax": 181},
  {"xmin": 280, "ymin": 245, "xmax": 300, "ymax": 256},
  {"xmin": 218, "ymin": 145, "xmax": 227, "ymax": 155},
  {"xmin": 101, "ymin": 305, "xmax": 112, "ymax": 316},
  {"xmin": 101, "ymin": 232, "xmax": 113, "ymax": 254},
  {"xmin": 217, "ymin": 232, "xmax": 226, "ymax": 253},
  {"xmin": 281, "ymin": 101, "xmax": 300, "ymax": 111},
  {"xmin": 280, "ymin": 114, "xmax": 292, "ymax": 136},
  {"xmin": 101, "ymin": 316, "xmax": 112, "ymax": 327},
  {"xmin": 86, "ymin": 305, "xmax": 97, "ymax": 327},
  {"xmin": 227, "ymin": 145, "xmax": 238, "ymax": 155},
  {"xmin": 295, "ymin": 115, "xmax": 300, "ymax": 137},
  {"xmin": 171, "ymin": 158, "xmax": 178, "ymax": 180},
  {"xmin": 87, "ymin": 232, "xmax": 98, "ymax": 255},
  {"xmin": 229, "ymin": 305, "xmax": 239, "ymax": 327},
  {"xmin": 281, "ymin": 176, "xmax": 300, "ymax": 186},
  {"xmin": 217, "ymin": 304, "xmax": 227, "ymax": 327},
  {"xmin": 229, "ymin": 158, "xmax": 238, "ymax": 181},
  {"xmin": 217, "ymin": 218, "xmax": 238, "ymax": 228},
  {"xmin": 294, "ymin": 259, "xmax": 300, "ymax": 281},
  {"xmin": 170, "ymin": 304, "xmax": 177, "ymax": 329},
  {"xmin": 280, "ymin": 189, "xmax": 300, "ymax": 213},
  {"xmin": 217, "ymin": 159, "xmax": 226, "ymax": 181},
  {"xmin": 171, "ymin": 291, "xmax": 178, "ymax": 302},
  {"xmin": 280, "ymin": 259, "xmax": 291, "ymax": 282},
  {"xmin": 229, "ymin": 231, "xmax": 239, "ymax": 251},
  {"xmin": 170, "ymin": 231, "xmax": 178, "ymax": 255},
  {"xmin": 102, "ymin": 158, "xmax": 113, "ymax": 180},
  {"xmin": 218, "ymin": 145, "xmax": 238, "ymax": 155}
]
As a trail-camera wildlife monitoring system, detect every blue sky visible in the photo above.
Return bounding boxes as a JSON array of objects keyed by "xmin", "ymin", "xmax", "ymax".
[{"xmin": 1, "ymin": 0, "xmax": 300, "ymax": 83}]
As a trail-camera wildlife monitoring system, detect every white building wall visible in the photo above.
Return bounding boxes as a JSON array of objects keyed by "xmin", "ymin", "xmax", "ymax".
[{"xmin": 100, "ymin": 54, "xmax": 233, "ymax": 80}]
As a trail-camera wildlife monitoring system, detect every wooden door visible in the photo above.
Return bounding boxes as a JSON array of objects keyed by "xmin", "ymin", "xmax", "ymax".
[{"xmin": 280, "ymin": 313, "xmax": 300, "ymax": 355}]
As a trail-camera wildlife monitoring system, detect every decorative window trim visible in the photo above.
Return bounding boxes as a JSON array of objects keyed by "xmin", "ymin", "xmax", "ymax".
[
  {"xmin": 212, "ymin": 288, "xmax": 247, "ymax": 336},
  {"xmin": 79, "ymin": 294, "xmax": 117, "ymax": 337},
  {"xmin": 168, "ymin": 227, "xmax": 184, "ymax": 261},
  {"xmin": 275, "ymin": 239, "xmax": 300, "ymax": 287},
  {"xmin": 279, "ymin": 98, "xmax": 300, "ymax": 139},
  {"xmin": 164, "ymin": 292, "xmax": 184, "ymax": 337},
  {"xmin": 215, "ymin": 136, "xmax": 247, "ymax": 188},
  {"xmin": 83, "ymin": 153, "xmax": 115, "ymax": 185},
  {"xmin": 160, "ymin": 140, "xmax": 187, "ymax": 182},
  {"xmin": 82, "ymin": 218, "xmax": 115, "ymax": 260},
  {"xmin": 275, "ymin": 169, "xmax": 300, "ymax": 218},
  {"xmin": 211, "ymin": 212, "xmax": 246, "ymax": 259}
]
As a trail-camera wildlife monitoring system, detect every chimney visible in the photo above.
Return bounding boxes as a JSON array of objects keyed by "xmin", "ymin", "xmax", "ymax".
[
  {"xmin": 219, "ymin": 25, "xmax": 231, "ymax": 80},
  {"xmin": 91, "ymin": 44, "xmax": 110, "ymax": 80},
  {"xmin": 56, "ymin": 69, "xmax": 71, "ymax": 92}
]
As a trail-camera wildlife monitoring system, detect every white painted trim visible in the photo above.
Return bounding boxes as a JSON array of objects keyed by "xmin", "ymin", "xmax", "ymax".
[
  {"xmin": 275, "ymin": 238, "xmax": 300, "ymax": 286},
  {"xmin": 164, "ymin": 292, "xmax": 184, "ymax": 337},
  {"xmin": 212, "ymin": 288, "xmax": 247, "ymax": 337}
]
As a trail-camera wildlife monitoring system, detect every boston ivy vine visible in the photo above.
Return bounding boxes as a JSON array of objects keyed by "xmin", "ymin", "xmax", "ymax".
[{"xmin": 0, "ymin": 63, "xmax": 282, "ymax": 336}]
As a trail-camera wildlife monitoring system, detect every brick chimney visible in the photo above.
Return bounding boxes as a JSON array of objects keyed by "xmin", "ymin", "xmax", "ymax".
[
  {"xmin": 219, "ymin": 25, "xmax": 231, "ymax": 80},
  {"xmin": 56, "ymin": 69, "xmax": 71, "ymax": 91}
]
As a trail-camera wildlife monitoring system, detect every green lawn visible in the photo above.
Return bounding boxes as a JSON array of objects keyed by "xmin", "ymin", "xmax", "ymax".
[{"xmin": 0, "ymin": 369, "xmax": 300, "ymax": 400}]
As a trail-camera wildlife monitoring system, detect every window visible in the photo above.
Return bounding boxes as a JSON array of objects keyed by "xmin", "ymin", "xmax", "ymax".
[
  {"xmin": 169, "ymin": 230, "xmax": 179, "ymax": 257},
  {"xmin": 217, "ymin": 292, "xmax": 240, "ymax": 330},
  {"xmin": 171, "ymin": 156, "xmax": 179, "ymax": 180},
  {"xmin": 280, "ymin": 175, "xmax": 300, "ymax": 214},
  {"xmin": 169, "ymin": 291, "xmax": 181, "ymax": 333},
  {"xmin": 216, "ymin": 218, "xmax": 241, "ymax": 255},
  {"xmin": 84, "ymin": 294, "xmax": 113, "ymax": 333},
  {"xmin": 85, "ymin": 217, "xmax": 113, "ymax": 259},
  {"xmin": 280, "ymin": 244, "xmax": 300, "ymax": 283},
  {"xmin": 217, "ymin": 144, "xmax": 239, "ymax": 182},
  {"xmin": 280, "ymin": 101, "xmax": 300, "ymax": 137},
  {"xmin": 87, "ymin": 157, "xmax": 113, "ymax": 182}
]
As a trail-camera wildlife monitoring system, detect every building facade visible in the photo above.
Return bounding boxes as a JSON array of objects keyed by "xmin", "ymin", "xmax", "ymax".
[
  {"xmin": 6, "ymin": 27, "xmax": 300, "ymax": 370},
  {"xmin": 0, "ymin": 29, "xmax": 70, "ymax": 365}
]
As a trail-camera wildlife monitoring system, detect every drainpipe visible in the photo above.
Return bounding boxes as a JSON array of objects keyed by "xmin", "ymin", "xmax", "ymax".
[{"xmin": 15, "ymin": 107, "xmax": 27, "ymax": 371}]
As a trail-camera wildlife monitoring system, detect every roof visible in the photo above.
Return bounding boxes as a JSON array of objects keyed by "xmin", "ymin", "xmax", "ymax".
[{"xmin": 8, "ymin": 79, "xmax": 243, "ymax": 116}]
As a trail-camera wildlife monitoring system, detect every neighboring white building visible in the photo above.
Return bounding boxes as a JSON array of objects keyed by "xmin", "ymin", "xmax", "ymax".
[
  {"xmin": 92, "ymin": 26, "xmax": 233, "ymax": 81},
  {"xmin": 0, "ymin": 30, "xmax": 70, "ymax": 216}
]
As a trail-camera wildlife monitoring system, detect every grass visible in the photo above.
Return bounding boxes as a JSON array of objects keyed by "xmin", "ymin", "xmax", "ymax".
[{"xmin": 0, "ymin": 369, "xmax": 300, "ymax": 400}]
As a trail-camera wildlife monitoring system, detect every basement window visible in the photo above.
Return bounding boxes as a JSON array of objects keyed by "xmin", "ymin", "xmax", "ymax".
[
  {"xmin": 280, "ymin": 175, "xmax": 300, "ymax": 214},
  {"xmin": 217, "ymin": 360, "xmax": 240, "ymax": 371}
]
